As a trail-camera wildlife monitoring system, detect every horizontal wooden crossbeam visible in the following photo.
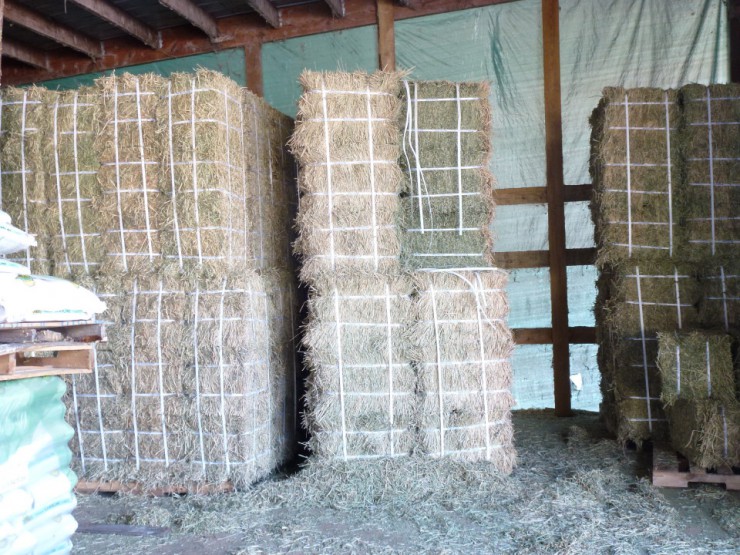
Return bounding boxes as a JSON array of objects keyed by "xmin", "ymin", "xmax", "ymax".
[
  {"xmin": 512, "ymin": 326, "xmax": 596, "ymax": 345},
  {"xmin": 3, "ymin": 38, "xmax": 50, "ymax": 70},
  {"xmin": 496, "ymin": 184, "xmax": 592, "ymax": 206},
  {"xmin": 496, "ymin": 247, "xmax": 596, "ymax": 270},
  {"xmin": 68, "ymin": 0, "xmax": 160, "ymax": 49}
]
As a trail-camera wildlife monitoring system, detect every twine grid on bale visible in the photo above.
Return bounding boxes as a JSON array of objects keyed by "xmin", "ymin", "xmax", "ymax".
[
  {"xmin": 680, "ymin": 84, "xmax": 740, "ymax": 263},
  {"xmin": 698, "ymin": 262, "xmax": 740, "ymax": 331},
  {"xmin": 590, "ymin": 88, "xmax": 683, "ymax": 267},
  {"xmin": 290, "ymin": 71, "xmax": 404, "ymax": 283},
  {"xmin": 303, "ymin": 274, "xmax": 416, "ymax": 460},
  {"xmin": 657, "ymin": 331, "xmax": 736, "ymax": 407},
  {"xmin": 410, "ymin": 269, "xmax": 515, "ymax": 470},
  {"xmin": 45, "ymin": 87, "xmax": 104, "ymax": 277},
  {"xmin": 0, "ymin": 87, "xmax": 51, "ymax": 273},
  {"xmin": 399, "ymin": 81, "xmax": 495, "ymax": 269}
]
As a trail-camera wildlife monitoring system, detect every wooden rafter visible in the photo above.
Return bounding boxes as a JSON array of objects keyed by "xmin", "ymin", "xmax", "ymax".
[
  {"xmin": 67, "ymin": 0, "xmax": 160, "ymax": 49},
  {"xmin": 322, "ymin": 0, "xmax": 346, "ymax": 18},
  {"xmin": 159, "ymin": 0, "xmax": 221, "ymax": 40},
  {"xmin": 4, "ymin": 0, "xmax": 102, "ymax": 58},
  {"xmin": 377, "ymin": 0, "xmax": 395, "ymax": 70},
  {"xmin": 247, "ymin": 0, "xmax": 281, "ymax": 29},
  {"xmin": 3, "ymin": 38, "xmax": 50, "ymax": 71}
]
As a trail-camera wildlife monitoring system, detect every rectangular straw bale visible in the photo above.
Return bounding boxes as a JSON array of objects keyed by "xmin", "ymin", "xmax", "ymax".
[
  {"xmin": 303, "ymin": 273, "xmax": 416, "ymax": 460},
  {"xmin": 44, "ymin": 88, "xmax": 105, "ymax": 277},
  {"xmin": 698, "ymin": 263, "xmax": 740, "ymax": 331},
  {"xmin": 680, "ymin": 84, "xmax": 740, "ymax": 263},
  {"xmin": 160, "ymin": 70, "xmax": 248, "ymax": 271},
  {"xmin": 590, "ymin": 88, "xmax": 683, "ymax": 265},
  {"xmin": 666, "ymin": 399, "xmax": 740, "ymax": 469},
  {"xmin": 244, "ymin": 92, "xmax": 298, "ymax": 271},
  {"xmin": 411, "ymin": 269, "xmax": 515, "ymax": 471},
  {"xmin": 0, "ymin": 87, "xmax": 51, "ymax": 273},
  {"xmin": 657, "ymin": 332, "xmax": 735, "ymax": 406},
  {"xmin": 97, "ymin": 74, "xmax": 165, "ymax": 274},
  {"xmin": 602, "ymin": 261, "xmax": 701, "ymax": 336},
  {"xmin": 290, "ymin": 71, "xmax": 403, "ymax": 282},
  {"xmin": 399, "ymin": 80, "xmax": 494, "ymax": 269}
]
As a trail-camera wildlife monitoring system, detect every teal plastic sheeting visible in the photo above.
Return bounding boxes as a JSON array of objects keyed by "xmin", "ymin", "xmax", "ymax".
[
  {"xmin": 37, "ymin": 48, "xmax": 247, "ymax": 90},
  {"xmin": 262, "ymin": 26, "xmax": 379, "ymax": 117}
]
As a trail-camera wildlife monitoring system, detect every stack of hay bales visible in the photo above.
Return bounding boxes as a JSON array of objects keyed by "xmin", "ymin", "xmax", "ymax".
[
  {"xmin": 293, "ymin": 71, "xmax": 515, "ymax": 470},
  {"xmin": 591, "ymin": 84, "xmax": 740, "ymax": 456},
  {"xmin": 0, "ymin": 70, "xmax": 299, "ymax": 489}
]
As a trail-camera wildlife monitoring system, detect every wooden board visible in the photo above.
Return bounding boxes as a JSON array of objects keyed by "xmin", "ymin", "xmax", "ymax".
[
  {"xmin": 653, "ymin": 447, "xmax": 739, "ymax": 491},
  {"xmin": 75, "ymin": 480, "xmax": 235, "ymax": 496},
  {"xmin": 0, "ymin": 321, "xmax": 106, "ymax": 343},
  {"xmin": 0, "ymin": 341, "xmax": 94, "ymax": 381}
]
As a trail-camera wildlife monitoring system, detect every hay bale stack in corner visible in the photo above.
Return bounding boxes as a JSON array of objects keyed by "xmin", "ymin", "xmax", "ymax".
[
  {"xmin": 399, "ymin": 81, "xmax": 494, "ymax": 269},
  {"xmin": 0, "ymin": 87, "xmax": 51, "ymax": 273}
]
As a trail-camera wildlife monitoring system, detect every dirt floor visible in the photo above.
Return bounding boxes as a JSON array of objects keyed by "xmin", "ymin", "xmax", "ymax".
[{"xmin": 70, "ymin": 410, "xmax": 740, "ymax": 554}]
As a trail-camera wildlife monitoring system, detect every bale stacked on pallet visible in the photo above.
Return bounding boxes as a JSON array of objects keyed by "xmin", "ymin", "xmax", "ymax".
[
  {"xmin": 159, "ymin": 71, "xmax": 248, "ymax": 271},
  {"xmin": 590, "ymin": 88, "xmax": 683, "ymax": 265},
  {"xmin": 43, "ymin": 88, "xmax": 104, "ymax": 277},
  {"xmin": 399, "ymin": 81, "xmax": 494, "ymax": 269},
  {"xmin": 291, "ymin": 71, "xmax": 404, "ymax": 282},
  {"xmin": 303, "ymin": 274, "xmax": 416, "ymax": 460},
  {"xmin": 680, "ymin": 84, "xmax": 740, "ymax": 263},
  {"xmin": 0, "ymin": 87, "xmax": 51, "ymax": 273},
  {"xmin": 410, "ymin": 270, "xmax": 515, "ymax": 469},
  {"xmin": 97, "ymin": 74, "xmax": 166, "ymax": 274}
]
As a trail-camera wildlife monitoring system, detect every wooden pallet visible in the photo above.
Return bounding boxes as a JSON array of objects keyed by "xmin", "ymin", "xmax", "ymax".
[
  {"xmin": 0, "ymin": 320, "xmax": 106, "ymax": 343},
  {"xmin": 653, "ymin": 447, "xmax": 740, "ymax": 491},
  {"xmin": 75, "ymin": 480, "xmax": 234, "ymax": 496}
]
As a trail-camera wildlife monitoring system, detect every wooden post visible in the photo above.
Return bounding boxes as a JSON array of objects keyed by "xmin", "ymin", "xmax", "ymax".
[
  {"xmin": 244, "ymin": 42, "xmax": 264, "ymax": 96},
  {"xmin": 0, "ymin": 0, "xmax": 5, "ymax": 85},
  {"xmin": 376, "ymin": 0, "xmax": 395, "ymax": 71},
  {"xmin": 541, "ymin": 0, "xmax": 571, "ymax": 416}
]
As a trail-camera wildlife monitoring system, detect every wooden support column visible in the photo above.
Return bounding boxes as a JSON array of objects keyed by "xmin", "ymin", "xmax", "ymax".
[
  {"xmin": 245, "ymin": 42, "xmax": 263, "ymax": 96},
  {"xmin": 377, "ymin": 0, "xmax": 395, "ymax": 71},
  {"xmin": 0, "ymin": 0, "xmax": 4, "ymax": 85},
  {"xmin": 542, "ymin": 0, "xmax": 571, "ymax": 416}
]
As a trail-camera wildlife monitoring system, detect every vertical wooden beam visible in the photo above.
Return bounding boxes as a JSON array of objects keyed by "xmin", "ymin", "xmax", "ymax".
[
  {"xmin": 0, "ymin": 0, "xmax": 5, "ymax": 85},
  {"xmin": 541, "ymin": 0, "xmax": 571, "ymax": 416},
  {"xmin": 730, "ymin": 0, "xmax": 739, "ymax": 83},
  {"xmin": 245, "ymin": 42, "xmax": 263, "ymax": 96},
  {"xmin": 377, "ymin": 0, "xmax": 395, "ymax": 71}
]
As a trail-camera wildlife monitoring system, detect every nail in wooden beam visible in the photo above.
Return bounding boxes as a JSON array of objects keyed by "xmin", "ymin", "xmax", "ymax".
[
  {"xmin": 322, "ymin": 0, "xmax": 346, "ymax": 18},
  {"xmin": 159, "ymin": 0, "xmax": 220, "ymax": 40},
  {"xmin": 377, "ymin": 0, "xmax": 395, "ymax": 71},
  {"xmin": 247, "ymin": 0, "xmax": 281, "ymax": 28},
  {"xmin": 68, "ymin": 0, "xmax": 160, "ymax": 48},
  {"xmin": 2, "ymin": 38, "xmax": 51, "ymax": 71},
  {"xmin": 4, "ymin": 0, "xmax": 102, "ymax": 58},
  {"xmin": 542, "ymin": 0, "xmax": 572, "ymax": 417}
]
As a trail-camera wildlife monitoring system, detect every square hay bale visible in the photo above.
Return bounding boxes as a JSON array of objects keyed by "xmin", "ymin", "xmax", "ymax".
[
  {"xmin": 303, "ymin": 273, "xmax": 416, "ymax": 460},
  {"xmin": 590, "ymin": 88, "xmax": 683, "ymax": 265},
  {"xmin": 657, "ymin": 332, "xmax": 735, "ymax": 406},
  {"xmin": 290, "ymin": 71, "xmax": 403, "ymax": 283},
  {"xmin": 0, "ymin": 87, "xmax": 51, "ymax": 273},
  {"xmin": 410, "ymin": 270, "xmax": 516, "ymax": 471},
  {"xmin": 159, "ymin": 71, "xmax": 249, "ymax": 271},
  {"xmin": 602, "ymin": 261, "xmax": 701, "ymax": 336},
  {"xmin": 44, "ymin": 88, "xmax": 104, "ymax": 277},
  {"xmin": 399, "ymin": 80, "xmax": 494, "ymax": 269},
  {"xmin": 66, "ymin": 269, "xmax": 277, "ymax": 489},
  {"xmin": 698, "ymin": 263, "xmax": 740, "ymax": 331},
  {"xmin": 680, "ymin": 84, "xmax": 740, "ymax": 263},
  {"xmin": 666, "ymin": 399, "xmax": 740, "ymax": 469},
  {"xmin": 97, "ymin": 74, "xmax": 165, "ymax": 273},
  {"xmin": 244, "ymin": 92, "xmax": 298, "ymax": 271}
]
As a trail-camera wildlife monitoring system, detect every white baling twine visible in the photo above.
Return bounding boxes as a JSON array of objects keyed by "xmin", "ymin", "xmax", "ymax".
[
  {"xmin": 384, "ymin": 282, "xmax": 395, "ymax": 456},
  {"xmin": 156, "ymin": 280, "xmax": 170, "ymax": 466},
  {"xmin": 706, "ymin": 88, "xmax": 716, "ymax": 255},
  {"xmin": 113, "ymin": 82, "xmax": 128, "ymax": 270},
  {"xmin": 333, "ymin": 288, "xmax": 348, "ymax": 460},
  {"xmin": 720, "ymin": 266, "xmax": 729, "ymax": 331},
  {"xmin": 131, "ymin": 279, "xmax": 141, "ymax": 469},
  {"xmin": 190, "ymin": 80, "xmax": 204, "ymax": 264},
  {"xmin": 134, "ymin": 78, "xmax": 155, "ymax": 261},
  {"xmin": 664, "ymin": 92, "xmax": 674, "ymax": 256},
  {"xmin": 455, "ymin": 84, "xmax": 464, "ymax": 236},
  {"xmin": 366, "ymin": 87, "xmax": 380, "ymax": 271},
  {"xmin": 192, "ymin": 286, "xmax": 207, "ymax": 472},
  {"xmin": 674, "ymin": 267, "xmax": 683, "ymax": 329},
  {"xmin": 263, "ymin": 291, "xmax": 273, "ymax": 455},
  {"xmin": 72, "ymin": 93, "xmax": 89, "ymax": 272},
  {"xmin": 223, "ymin": 90, "xmax": 234, "ymax": 262},
  {"xmin": 92, "ymin": 346, "xmax": 109, "ymax": 470},
  {"xmin": 218, "ymin": 278, "xmax": 230, "ymax": 472},
  {"xmin": 20, "ymin": 91, "xmax": 30, "ymax": 269},
  {"xmin": 52, "ymin": 98, "xmax": 71, "ymax": 273},
  {"xmin": 402, "ymin": 80, "xmax": 434, "ymax": 234},
  {"xmin": 474, "ymin": 273, "xmax": 492, "ymax": 460},
  {"xmin": 675, "ymin": 344, "xmax": 681, "ymax": 396},
  {"xmin": 624, "ymin": 94, "xmax": 633, "ymax": 257},
  {"xmin": 321, "ymin": 81, "xmax": 337, "ymax": 271},
  {"xmin": 634, "ymin": 267, "xmax": 653, "ymax": 431},
  {"xmin": 705, "ymin": 341, "xmax": 712, "ymax": 397},
  {"xmin": 430, "ymin": 283, "xmax": 445, "ymax": 457},
  {"xmin": 167, "ymin": 82, "xmax": 184, "ymax": 268},
  {"xmin": 252, "ymin": 101, "xmax": 266, "ymax": 268}
]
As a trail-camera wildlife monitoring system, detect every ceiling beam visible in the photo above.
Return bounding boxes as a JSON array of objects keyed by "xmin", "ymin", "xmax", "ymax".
[
  {"xmin": 322, "ymin": 0, "xmax": 346, "ymax": 18},
  {"xmin": 4, "ymin": 0, "xmax": 103, "ymax": 58},
  {"xmin": 159, "ymin": 0, "xmax": 221, "ymax": 40},
  {"xmin": 67, "ymin": 0, "xmax": 160, "ymax": 49},
  {"xmin": 3, "ymin": 39, "xmax": 51, "ymax": 71},
  {"xmin": 247, "ymin": 0, "xmax": 281, "ymax": 28}
]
